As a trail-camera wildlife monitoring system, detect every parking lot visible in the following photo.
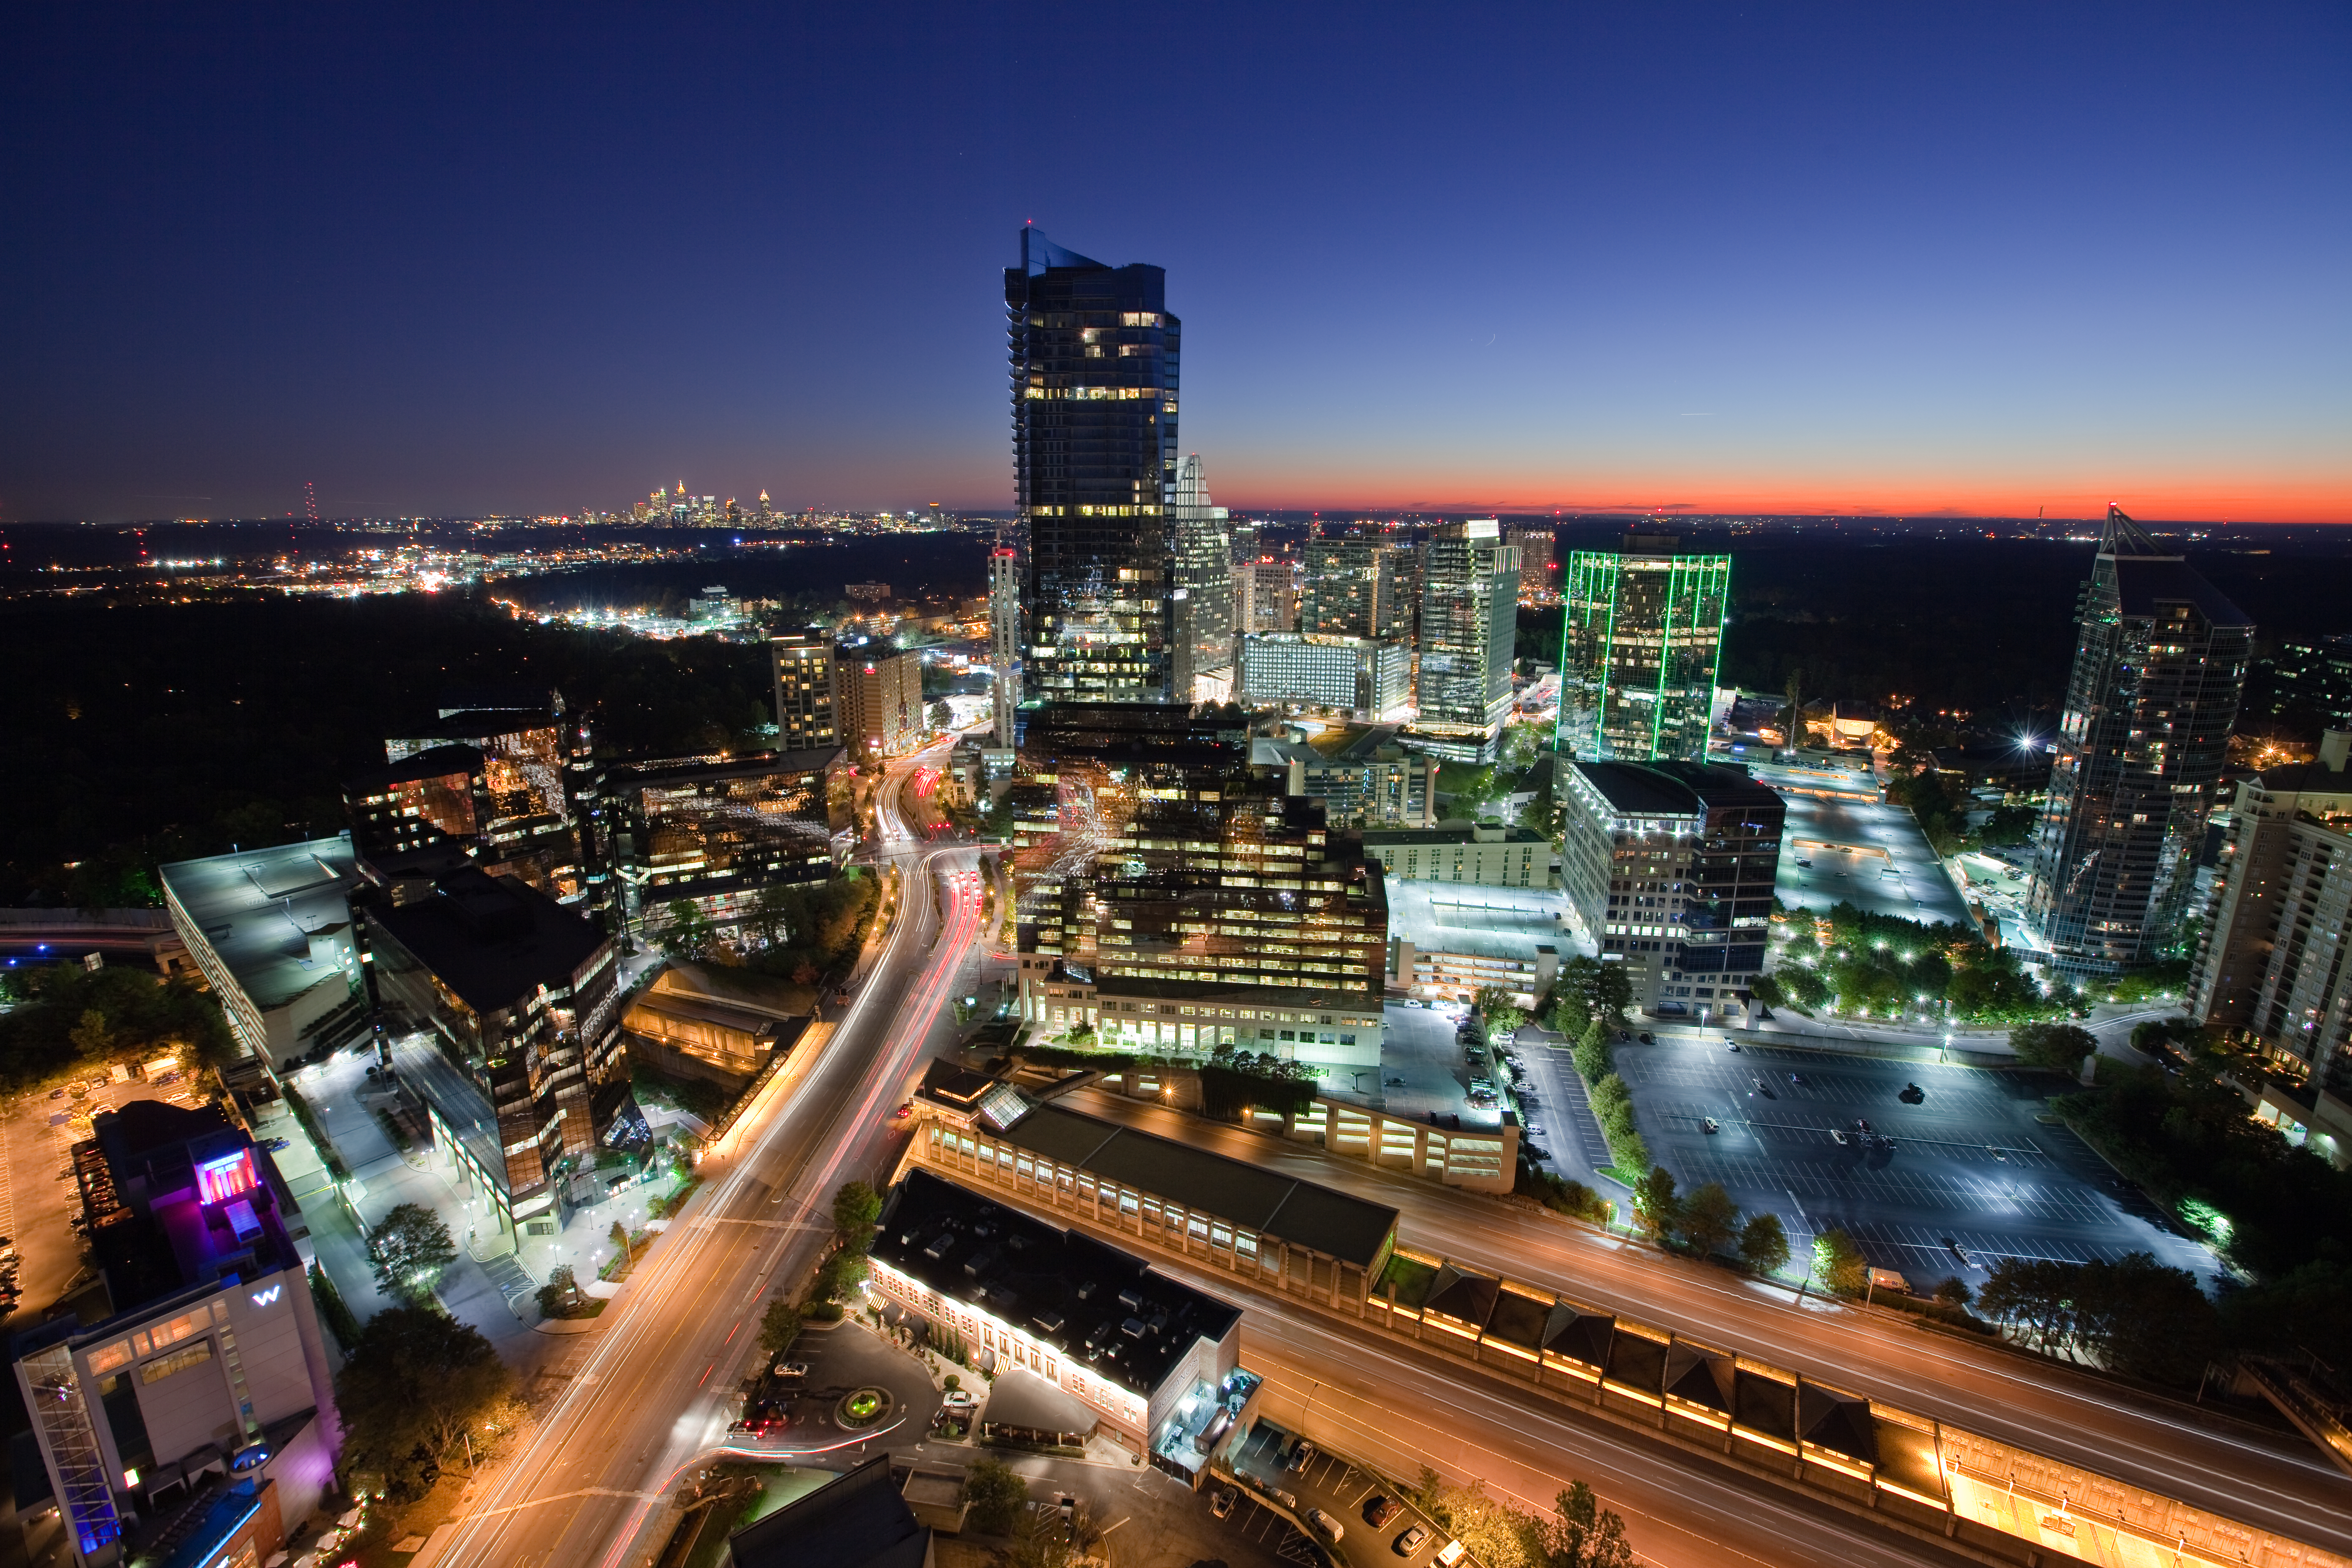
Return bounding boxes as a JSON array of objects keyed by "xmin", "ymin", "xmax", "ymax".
[
  {"xmin": 1228, "ymin": 1420, "xmax": 1448, "ymax": 1565},
  {"xmin": 0, "ymin": 1065, "xmax": 204, "ymax": 1323},
  {"xmin": 1614, "ymin": 1036, "xmax": 2219, "ymax": 1289},
  {"xmin": 1769, "ymin": 790, "xmax": 1975, "ymax": 928}
]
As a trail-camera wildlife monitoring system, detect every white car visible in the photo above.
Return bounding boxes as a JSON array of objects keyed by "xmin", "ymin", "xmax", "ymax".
[{"xmin": 1307, "ymin": 1508, "xmax": 1345, "ymax": 1542}]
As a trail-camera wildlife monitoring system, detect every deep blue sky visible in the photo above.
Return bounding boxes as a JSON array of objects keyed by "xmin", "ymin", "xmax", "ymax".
[{"xmin": 4, "ymin": 3, "xmax": 2345, "ymax": 523}]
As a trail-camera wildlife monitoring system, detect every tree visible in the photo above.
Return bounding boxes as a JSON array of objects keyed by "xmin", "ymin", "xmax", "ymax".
[
  {"xmin": 1475, "ymin": 985, "xmax": 1527, "ymax": 1035},
  {"xmin": 832, "ymin": 1180, "xmax": 882, "ymax": 1249},
  {"xmin": 928, "ymin": 699, "xmax": 953, "ymax": 730},
  {"xmin": 758, "ymin": 1294, "xmax": 803, "ymax": 1358},
  {"xmin": 1748, "ymin": 974, "xmax": 1785, "ymax": 1009},
  {"xmin": 534, "ymin": 1264, "xmax": 581, "ymax": 1320},
  {"xmin": 335, "ymin": 1305, "xmax": 516, "ymax": 1498},
  {"xmin": 1679, "ymin": 1181, "xmax": 1740, "ymax": 1260},
  {"xmin": 369, "ymin": 1203, "xmax": 459, "ymax": 1303},
  {"xmin": 962, "ymin": 1456, "xmax": 1028, "ymax": 1534},
  {"xmin": 660, "ymin": 897, "xmax": 722, "ymax": 962},
  {"xmin": 1570, "ymin": 1020, "xmax": 1612, "ymax": 1084},
  {"xmin": 822, "ymin": 1248, "xmax": 870, "ymax": 1302},
  {"xmin": 68, "ymin": 1008, "xmax": 113, "ymax": 1058},
  {"xmin": 1738, "ymin": 1212, "xmax": 1790, "ymax": 1277},
  {"xmin": 1812, "ymin": 1228, "xmax": 1870, "ymax": 1296},
  {"xmin": 610, "ymin": 1217, "xmax": 630, "ymax": 1253},
  {"xmin": 1979, "ymin": 802, "xmax": 2037, "ymax": 847},
  {"xmin": 1933, "ymin": 1276, "xmax": 1973, "ymax": 1307},
  {"xmin": 1534, "ymin": 1481, "xmax": 1636, "ymax": 1568},
  {"xmin": 2011, "ymin": 1020, "xmax": 2097, "ymax": 1073},
  {"xmin": 1630, "ymin": 1166, "xmax": 1680, "ymax": 1240},
  {"xmin": 1557, "ymin": 956, "xmax": 1631, "ymax": 1026}
]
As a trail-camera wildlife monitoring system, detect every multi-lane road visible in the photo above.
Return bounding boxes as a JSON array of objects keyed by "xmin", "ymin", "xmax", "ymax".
[
  {"xmin": 1057, "ymin": 1086, "xmax": 2352, "ymax": 1560},
  {"xmin": 422, "ymin": 742, "xmax": 982, "ymax": 1568}
]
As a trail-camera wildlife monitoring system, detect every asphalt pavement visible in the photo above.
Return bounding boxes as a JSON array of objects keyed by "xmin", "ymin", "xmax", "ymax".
[{"xmin": 1609, "ymin": 1034, "xmax": 2220, "ymax": 1288}]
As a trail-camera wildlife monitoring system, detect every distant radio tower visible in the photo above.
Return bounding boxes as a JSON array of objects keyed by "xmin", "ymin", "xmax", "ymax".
[{"xmin": 304, "ymin": 481, "xmax": 320, "ymax": 524}]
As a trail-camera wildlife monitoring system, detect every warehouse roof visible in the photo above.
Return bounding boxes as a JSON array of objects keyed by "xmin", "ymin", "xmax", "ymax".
[{"xmin": 998, "ymin": 1103, "xmax": 1398, "ymax": 1269}]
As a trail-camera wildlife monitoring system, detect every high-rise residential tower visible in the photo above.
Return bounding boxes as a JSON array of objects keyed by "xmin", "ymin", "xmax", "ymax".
[
  {"xmin": 1167, "ymin": 453, "xmax": 1235, "ymax": 703},
  {"xmin": 1238, "ymin": 560, "xmax": 1296, "ymax": 633},
  {"xmin": 771, "ymin": 628, "xmax": 840, "ymax": 752},
  {"xmin": 1555, "ymin": 534, "xmax": 1730, "ymax": 763},
  {"xmin": 989, "ymin": 539, "xmax": 1021, "ymax": 742},
  {"xmin": 1409, "ymin": 520, "xmax": 1519, "ymax": 763},
  {"xmin": 2026, "ymin": 507, "xmax": 2253, "ymax": 974},
  {"xmin": 1302, "ymin": 529, "xmax": 1410, "ymax": 641},
  {"xmin": 1508, "ymin": 524, "xmax": 1557, "ymax": 605},
  {"xmin": 1006, "ymin": 229, "xmax": 1180, "ymax": 704}
]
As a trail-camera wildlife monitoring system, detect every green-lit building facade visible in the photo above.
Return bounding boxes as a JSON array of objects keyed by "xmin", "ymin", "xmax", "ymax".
[{"xmin": 1555, "ymin": 535, "xmax": 1730, "ymax": 763}]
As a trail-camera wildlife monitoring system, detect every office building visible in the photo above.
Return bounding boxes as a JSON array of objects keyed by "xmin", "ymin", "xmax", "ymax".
[
  {"xmin": 600, "ymin": 748, "xmax": 846, "ymax": 941},
  {"xmin": 360, "ymin": 868, "xmax": 619, "ymax": 1236},
  {"xmin": 1168, "ymin": 453, "xmax": 1236, "ymax": 703},
  {"xmin": 1007, "ymin": 229, "xmax": 1181, "ymax": 704},
  {"xmin": 1509, "ymin": 524, "xmax": 1557, "ymax": 605},
  {"xmin": 1237, "ymin": 634, "xmax": 1411, "ymax": 721},
  {"xmin": 771, "ymin": 629, "xmax": 841, "ymax": 751},
  {"xmin": 1410, "ymin": 520, "xmax": 1519, "ymax": 763},
  {"xmin": 1236, "ymin": 559, "xmax": 1296, "ymax": 634},
  {"xmin": 2026, "ymin": 508, "xmax": 2254, "ymax": 974},
  {"xmin": 384, "ymin": 696, "xmax": 590, "ymax": 902},
  {"xmin": 836, "ymin": 646, "xmax": 922, "ymax": 762},
  {"xmin": 2268, "ymin": 634, "xmax": 2352, "ymax": 728},
  {"xmin": 1559, "ymin": 759, "xmax": 1785, "ymax": 1015},
  {"xmin": 988, "ymin": 543, "xmax": 1021, "ymax": 743},
  {"xmin": 1556, "ymin": 534, "xmax": 1730, "ymax": 764},
  {"xmin": 867, "ymin": 1168, "xmax": 1249, "ymax": 1469},
  {"xmin": 160, "ymin": 839, "xmax": 367, "ymax": 1079},
  {"xmin": 1248, "ymin": 724, "xmax": 1436, "ymax": 828},
  {"xmin": 1362, "ymin": 822, "xmax": 1550, "ymax": 887},
  {"xmin": 2189, "ymin": 732, "xmax": 2352, "ymax": 1089},
  {"xmin": 1384, "ymin": 880, "xmax": 1563, "ymax": 1009},
  {"xmin": 1009, "ymin": 705, "xmax": 1390, "ymax": 1055},
  {"xmin": 16, "ymin": 1101, "xmax": 338, "ymax": 1568},
  {"xmin": 1301, "ymin": 531, "xmax": 1410, "ymax": 642}
]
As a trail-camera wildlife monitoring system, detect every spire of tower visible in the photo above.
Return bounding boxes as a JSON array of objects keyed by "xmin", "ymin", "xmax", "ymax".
[{"xmin": 2099, "ymin": 502, "xmax": 2169, "ymax": 559}]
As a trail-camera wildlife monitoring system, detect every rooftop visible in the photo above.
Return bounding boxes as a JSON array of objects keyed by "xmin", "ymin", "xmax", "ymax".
[
  {"xmin": 1386, "ymin": 880, "xmax": 1573, "ymax": 962},
  {"xmin": 599, "ymin": 745, "xmax": 843, "ymax": 789},
  {"xmin": 995, "ymin": 1103, "xmax": 1398, "ymax": 1268},
  {"xmin": 2112, "ymin": 554, "xmax": 2254, "ymax": 628},
  {"xmin": 1568, "ymin": 759, "xmax": 1785, "ymax": 818},
  {"xmin": 365, "ymin": 867, "xmax": 608, "ymax": 1015},
  {"xmin": 1363, "ymin": 821, "xmax": 1546, "ymax": 848},
  {"xmin": 873, "ymin": 1168, "xmax": 1241, "ymax": 1400},
  {"xmin": 726, "ymin": 1453, "xmax": 928, "ymax": 1568},
  {"xmin": 384, "ymin": 707, "xmax": 559, "ymax": 751},
  {"xmin": 343, "ymin": 743, "xmax": 484, "ymax": 797},
  {"xmin": 159, "ymin": 837, "xmax": 361, "ymax": 1011}
]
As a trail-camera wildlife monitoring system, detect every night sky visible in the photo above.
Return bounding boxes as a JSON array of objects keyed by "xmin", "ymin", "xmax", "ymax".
[{"xmin": 4, "ymin": 3, "xmax": 2345, "ymax": 524}]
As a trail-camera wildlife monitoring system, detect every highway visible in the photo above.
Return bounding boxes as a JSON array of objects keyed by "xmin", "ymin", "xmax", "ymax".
[
  {"xmin": 423, "ymin": 739, "xmax": 980, "ymax": 1568},
  {"xmin": 1059, "ymin": 1086, "xmax": 2352, "ymax": 1559}
]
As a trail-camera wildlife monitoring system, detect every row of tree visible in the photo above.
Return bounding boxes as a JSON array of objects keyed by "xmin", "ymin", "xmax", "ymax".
[{"xmin": 0, "ymin": 962, "xmax": 240, "ymax": 1089}]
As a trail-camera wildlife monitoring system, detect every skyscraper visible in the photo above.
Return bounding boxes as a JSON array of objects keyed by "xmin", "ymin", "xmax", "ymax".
[
  {"xmin": 1167, "ymin": 453, "xmax": 1235, "ymax": 703},
  {"xmin": 2026, "ymin": 507, "xmax": 2253, "ymax": 974},
  {"xmin": 1508, "ymin": 524, "xmax": 1557, "ymax": 605},
  {"xmin": 988, "ymin": 540, "xmax": 1021, "ymax": 743},
  {"xmin": 1301, "ymin": 529, "xmax": 1410, "ymax": 641},
  {"xmin": 1238, "ymin": 560, "xmax": 1297, "ymax": 633},
  {"xmin": 1409, "ymin": 520, "xmax": 1519, "ymax": 763},
  {"xmin": 1006, "ymin": 229, "xmax": 1180, "ymax": 704},
  {"xmin": 1555, "ymin": 534, "xmax": 1730, "ymax": 763}
]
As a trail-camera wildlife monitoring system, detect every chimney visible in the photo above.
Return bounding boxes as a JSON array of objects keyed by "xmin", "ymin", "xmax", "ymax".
[{"xmin": 2322, "ymin": 730, "xmax": 2351, "ymax": 774}]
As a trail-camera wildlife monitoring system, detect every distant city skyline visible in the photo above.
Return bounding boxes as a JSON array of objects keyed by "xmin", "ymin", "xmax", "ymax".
[{"xmin": 3, "ymin": 7, "xmax": 2344, "ymax": 525}]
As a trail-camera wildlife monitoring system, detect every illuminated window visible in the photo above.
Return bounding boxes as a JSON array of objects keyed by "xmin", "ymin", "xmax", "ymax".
[{"xmin": 196, "ymin": 1150, "xmax": 256, "ymax": 1204}]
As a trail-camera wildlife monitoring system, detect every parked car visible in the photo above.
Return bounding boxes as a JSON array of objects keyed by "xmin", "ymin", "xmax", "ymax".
[
  {"xmin": 1725, "ymin": 1040, "xmax": 1741, "ymax": 1052},
  {"xmin": 1211, "ymin": 1488, "xmax": 1236, "ymax": 1520},
  {"xmin": 1702, "ymin": 1118, "xmax": 1719, "ymax": 1134},
  {"xmin": 1788, "ymin": 1073, "xmax": 1806, "ymax": 1085},
  {"xmin": 263, "ymin": 1137, "xmax": 290, "ymax": 1153},
  {"xmin": 1831, "ymin": 1129, "xmax": 1849, "ymax": 1145},
  {"xmin": 1396, "ymin": 1525, "xmax": 1431, "ymax": 1555},
  {"xmin": 1307, "ymin": 1508, "xmax": 1345, "ymax": 1542},
  {"xmin": 1285, "ymin": 1439, "xmax": 1317, "ymax": 1475},
  {"xmin": 1364, "ymin": 1496, "xmax": 1402, "ymax": 1528},
  {"xmin": 773, "ymin": 1360, "xmax": 810, "ymax": 1382}
]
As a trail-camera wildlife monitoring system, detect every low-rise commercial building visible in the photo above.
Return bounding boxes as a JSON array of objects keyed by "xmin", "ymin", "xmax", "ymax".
[
  {"xmin": 1560, "ymin": 759, "xmax": 1784, "ymax": 1015},
  {"xmin": 1249, "ymin": 724, "xmax": 1436, "ymax": 828},
  {"xmin": 868, "ymin": 1168, "xmax": 1254, "ymax": 1471},
  {"xmin": 1363, "ymin": 821, "xmax": 1549, "ymax": 887},
  {"xmin": 725, "ymin": 1452, "xmax": 932, "ymax": 1568},
  {"xmin": 1238, "ymin": 633, "xmax": 1411, "ymax": 722},
  {"xmin": 15, "ymin": 1101, "xmax": 338, "ymax": 1568},
  {"xmin": 160, "ymin": 838, "xmax": 368, "ymax": 1080},
  {"xmin": 361, "ymin": 867, "xmax": 619, "ymax": 1237},
  {"xmin": 622, "ymin": 962, "xmax": 816, "ymax": 1091},
  {"xmin": 599, "ymin": 748, "xmax": 846, "ymax": 941}
]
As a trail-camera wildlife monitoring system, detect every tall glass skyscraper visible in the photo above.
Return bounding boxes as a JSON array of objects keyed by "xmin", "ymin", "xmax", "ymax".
[
  {"xmin": 1006, "ymin": 229, "xmax": 1180, "ymax": 704},
  {"xmin": 1410, "ymin": 520, "xmax": 1519, "ymax": 763},
  {"xmin": 1302, "ymin": 529, "xmax": 1411, "ymax": 641},
  {"xmin": 2026, "ymin": 507, "xmax": 2252, "ymax": 974},
  {"xmin": 1555, "ymin": 534, "xmax": 1730, "ymax": 763},
  {"xmin": 1167, "ymin": 453, "xmax": 1235, "ymax": 702}
]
